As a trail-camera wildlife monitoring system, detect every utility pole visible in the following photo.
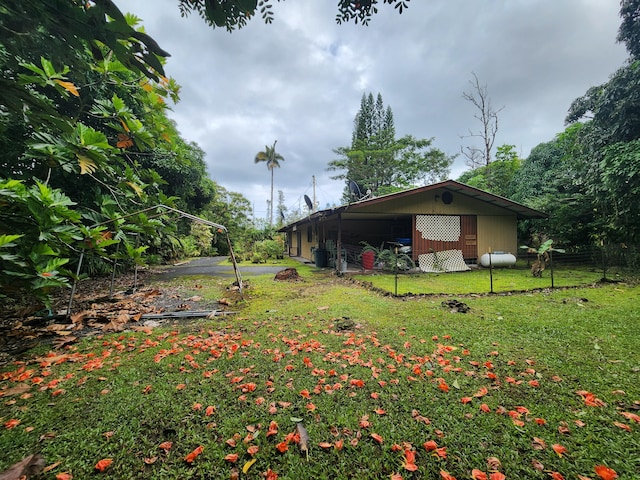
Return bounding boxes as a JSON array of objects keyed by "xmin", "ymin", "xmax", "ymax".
[{"xmin": 312, "ymin": 175, "xmax": 317, "ymax": 212}]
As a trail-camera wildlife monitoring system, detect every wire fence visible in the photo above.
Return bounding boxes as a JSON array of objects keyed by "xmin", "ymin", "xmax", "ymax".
[{"xmin": 344, "ymin": 243, "xmax": 639, "ymax": 295}]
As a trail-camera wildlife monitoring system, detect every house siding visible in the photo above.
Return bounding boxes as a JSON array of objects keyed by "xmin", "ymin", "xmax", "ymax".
[{"xmin": 477, "ymin": 215, "xmax": 518, "ymax": 256}]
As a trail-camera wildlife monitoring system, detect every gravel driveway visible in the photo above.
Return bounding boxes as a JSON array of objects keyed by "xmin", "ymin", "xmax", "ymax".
[{"xmin": 155, "ymin": 256, "xmax": 288, "ymax": 280}]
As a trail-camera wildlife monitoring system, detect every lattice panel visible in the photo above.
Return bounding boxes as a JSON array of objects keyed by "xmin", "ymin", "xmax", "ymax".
[
  {"xmin": 416, "ymin": 215, "xmax": 461, "ymax": 242},
  {"xmin": 418, "ymin": 249, "xmax": 470, "ymax": 273}
]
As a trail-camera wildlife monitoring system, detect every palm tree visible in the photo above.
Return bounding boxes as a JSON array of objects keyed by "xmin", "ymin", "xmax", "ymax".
[{"xmin": 254, "ymin": 140, "xmax": 285, "ymax": 225}]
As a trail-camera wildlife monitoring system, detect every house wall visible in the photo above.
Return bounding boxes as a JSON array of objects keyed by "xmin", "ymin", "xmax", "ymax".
[
  {"xmin": 477, "ymin": 215, "xmax": 518, "ymax": 256},
  {"xmin": 354, "ymin": 188, "xmax": 512, "ymax": 216},
  {"xmin": 285, "ymin": 187, "xmax": 523, "ymax": 264}
]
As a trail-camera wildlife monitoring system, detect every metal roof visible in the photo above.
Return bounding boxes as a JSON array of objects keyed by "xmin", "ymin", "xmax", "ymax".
[{"xmin": 279, "ymin": 180, "xmax": 547, "ymax": 231}]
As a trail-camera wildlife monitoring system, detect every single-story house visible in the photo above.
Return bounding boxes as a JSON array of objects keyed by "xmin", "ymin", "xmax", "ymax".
[{"xmin": 278, "ymin": 180, "xmax": 547, "ymax": 271}]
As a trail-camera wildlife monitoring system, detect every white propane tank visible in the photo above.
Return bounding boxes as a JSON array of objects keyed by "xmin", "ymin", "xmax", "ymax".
[{"xmin": 480, "ymin": 252, "xmax": 517, "ymax": 268}]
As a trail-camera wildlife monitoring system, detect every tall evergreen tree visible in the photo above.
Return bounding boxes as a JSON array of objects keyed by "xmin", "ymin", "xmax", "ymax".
[{"xmin": 329, "ymin": 93, "xmax": 452, "ymax": 201}]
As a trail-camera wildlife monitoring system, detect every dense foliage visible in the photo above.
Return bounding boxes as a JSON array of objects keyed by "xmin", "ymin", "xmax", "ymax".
[
  {"xmin": 0, "ymin": 2, "xmax": 253, "ymax": 306},
  {"xmin": 458, "ymin": 1, "xmax": 640, "ymax": 252}
]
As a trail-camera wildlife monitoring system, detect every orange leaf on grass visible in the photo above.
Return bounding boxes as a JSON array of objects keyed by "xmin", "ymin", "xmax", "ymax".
[
  {"xmin": 490, "ymin": 473, "xmax": 506, "ymax": 480},
  {"xmin": 158, "ymin": 441, "xmax": 173, "ymax": 452},
  {"xmin": 532, "ymin": 437, "xmax": 547, "ymax": 450},
  {"xmin": 247, "ymin": 445, "xmax": 259, "ymax": 456},
  {"xmin": 440, "ymin": 470, "xmax": 456, "ymax": 480},
  {"xmin": 205, "ymin": 405, "xmax": 216, "ymax": 416},
  {"xmin": 474, "ymin": 387, "xmax": 488, "ymax": 397},
  {"xmin": 423, "ymin": 440, "xmax": 438, "ymax": 451},
  {"xmin": 184, "ymin": 446, "xmax": 203, "ymax": 463},
  {"xmin": 276, "ymin": 441, "xmax": 289, "ymax": 453},
  {"xmin": 402, "ymin": 449, "xmax": 418, "ymax": 472},
  {"xmin": 299, "ymin": 389, "xmax": 311, "ymax": 399},
  {"xmin": 613, "ymin": 421, "xmax": 631, "ymax": 432},
  {"xmin": 374, "ymin": 408, "xmax": 386, "ymax": 415},
  {"xmin": 371, "ymin": 432, "xmax": 384, "ymax": 444},
  {"xmin": 56, "ymin": 473, "xmax": 73, "ymax": 480},
  {"xmin": 471, "ymin": 470, "xmax": 487, "ymax": 480},
  {"xmin": 266, "ymin": 421, "xmax": 279, "ymax": 437},
  {"xmin": 318, "ymin": 442, "xmax": 333, "ymax": 449},
  {"xmin": 224, "ymin": 453, "xmax": 239, "ymax": 463},
  {"xmin": 594, "ymin": 465, "xmax": 618, "ymax": 480},
  {"xmin": 461, "ymin": 397, "xmax": 473, "ymax": 404},
  {"xmin": 549, "ymin": 472, "xmax": 565, "ymax": 480},
  {"xmin": 265, "ymin": 468, "xmax": 278, "ymax": 480},
  {"xmin": 620, "ymin": 411, "xmax": 640, "ymax": 423},
  {"xmin": 552, "ymin": 444, "xmax": 567, "ymax": 457},
  {"xmin": 334, "ymin": 439, "xmax": 344, "ymax": 451},
  {"xmin": 4, "ymin": 418, "xmax": 20, "ymax": 429},
  {"xmin": 95, "ymin": 458, "xmax": 113, "ymax": 472},
  {"xmin": 433, "ymin": 447, "xmax": 447, "ymax": 459}
]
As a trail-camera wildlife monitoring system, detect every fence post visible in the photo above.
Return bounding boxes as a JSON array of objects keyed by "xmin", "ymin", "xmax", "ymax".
[
  {"xmin": 488, "ymin": 248, "xmax": 494, "ymax": 293},
  {"xmin": 549, "ymin": 249, "xmax": 554, "ymax": 288}
]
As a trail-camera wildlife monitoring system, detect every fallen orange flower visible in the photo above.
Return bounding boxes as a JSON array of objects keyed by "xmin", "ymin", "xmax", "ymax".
[
  {"xmin": 184, "ymin": 446, "xmax": 203, "ymax": 463},
  {"xmin": 402, "ymin": 449, "xmax": 418, "ymax": 472},
  {"xmin": 548, "ymin": 472, "xmax": 565, "ymax": 480},
  {"xmin": 440, "ymin": 470, "xmax": 456, "ymax": 480},
  {"xmin": 552, "ymin": 444, "xmax": 567, "ymax": 457},
  {"xmin": 265, "ymin": 468, "xmax": 278, "ymax": 480},
  {"xmin": 490, "ymin": 472, "xmax": 506, "ymax": 480},
  {"xmin": 224, "ymin": 453, "xmax": 239, "ymax": 463},
  {"xmin": 4, "ymin": 419, "xmax": 20, "ymax": 429},
  {"xmin": 620, "ymin": 411, "xmax": 640, "ymax": 423},
  {"xmin": 158, "ymin": 441, "xmax": 173, "ymax": 452},
  {"xmin": 594, "ymin": 465, "xmax": 618, "ymax": 480},
  {"xmin": 371, "ymin": 432, "xmax": 384, "ymax": 444},
  {"xmin": 471, "ymin": 469, "xmax": 487, "ymax": 480},
  {"xmin": 94, "ymin": 458, "xmax": 113, "ymax": 472},
  {"xmin": 613, "ymin": 421, "xmax": 631, "ymax": 432},
  {"xmin": 433, "ymin": 447, "xmax": 447, "ymax": 459},
  {"xmin": 247, "ymin": 445, "xmax": 259, "ymax": 456},
  {"xmin": 423, "ymin": 440, "xmax": 438, "ymax": 451}
]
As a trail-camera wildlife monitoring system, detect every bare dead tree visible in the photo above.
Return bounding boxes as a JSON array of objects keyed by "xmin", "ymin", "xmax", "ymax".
[{"xmin": 460, "ymin": 72, "xmax": 504, "ymax": 167}]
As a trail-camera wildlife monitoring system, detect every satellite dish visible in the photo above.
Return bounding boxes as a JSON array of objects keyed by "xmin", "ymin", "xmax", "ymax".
[
  {"xmin": 304, "ymin": 194, "xmax": 313, "ymax": 211},
  {"xmin": 348, "ymin": 180, "xmax": 363, "ymax": 201}
]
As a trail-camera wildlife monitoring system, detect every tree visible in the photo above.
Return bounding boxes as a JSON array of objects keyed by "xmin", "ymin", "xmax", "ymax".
[
  {"xmin": 461, "ymin": 73, "xmax": 504, "ymax": 167},
  {"xmin": 176, "ymin": 0, "xmax": 411, "ymax": 31},
  {"xmin": 254, "ymin": 140, "xmax": 285, "ymax": 225},
  {"xmin": 329, "ymin": 93, "xmax": 452, "ymax": 202},
  {"xmin": 565, "ymin": 60, "xmax": 640, "ymax": 243},
  {"xmin": 617, "ymin": 0, "xmax": 640, "ymax": 59},
  {"xmin": 457, "ymin": 144, "xmax": 521, "ymax": 198}
]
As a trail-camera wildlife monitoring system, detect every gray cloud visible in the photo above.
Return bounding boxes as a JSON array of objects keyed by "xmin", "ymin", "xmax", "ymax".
[{"xmin": 127, "ymin": 0, "xmax": 627, "ymax": 218}]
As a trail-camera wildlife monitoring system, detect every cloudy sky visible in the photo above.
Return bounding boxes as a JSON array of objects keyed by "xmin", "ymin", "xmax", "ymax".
[{"xmin": 126, "ymin": 0, "xmax": 628, "ymax": 219}]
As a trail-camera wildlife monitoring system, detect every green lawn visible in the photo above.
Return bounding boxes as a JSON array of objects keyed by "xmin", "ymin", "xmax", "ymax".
[
  {"xmin": 352, "ymin": 263, "xmax": 608, "ymax": 296},
  {"xmin": 1, "ymin": 265, "xmax": 638, "ymax": 479}
]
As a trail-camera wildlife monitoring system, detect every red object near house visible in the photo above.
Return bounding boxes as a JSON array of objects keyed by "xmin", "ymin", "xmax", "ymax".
[{"xmin": 362, "ymin": 250, "xmax": 375, "ymax": 270}]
